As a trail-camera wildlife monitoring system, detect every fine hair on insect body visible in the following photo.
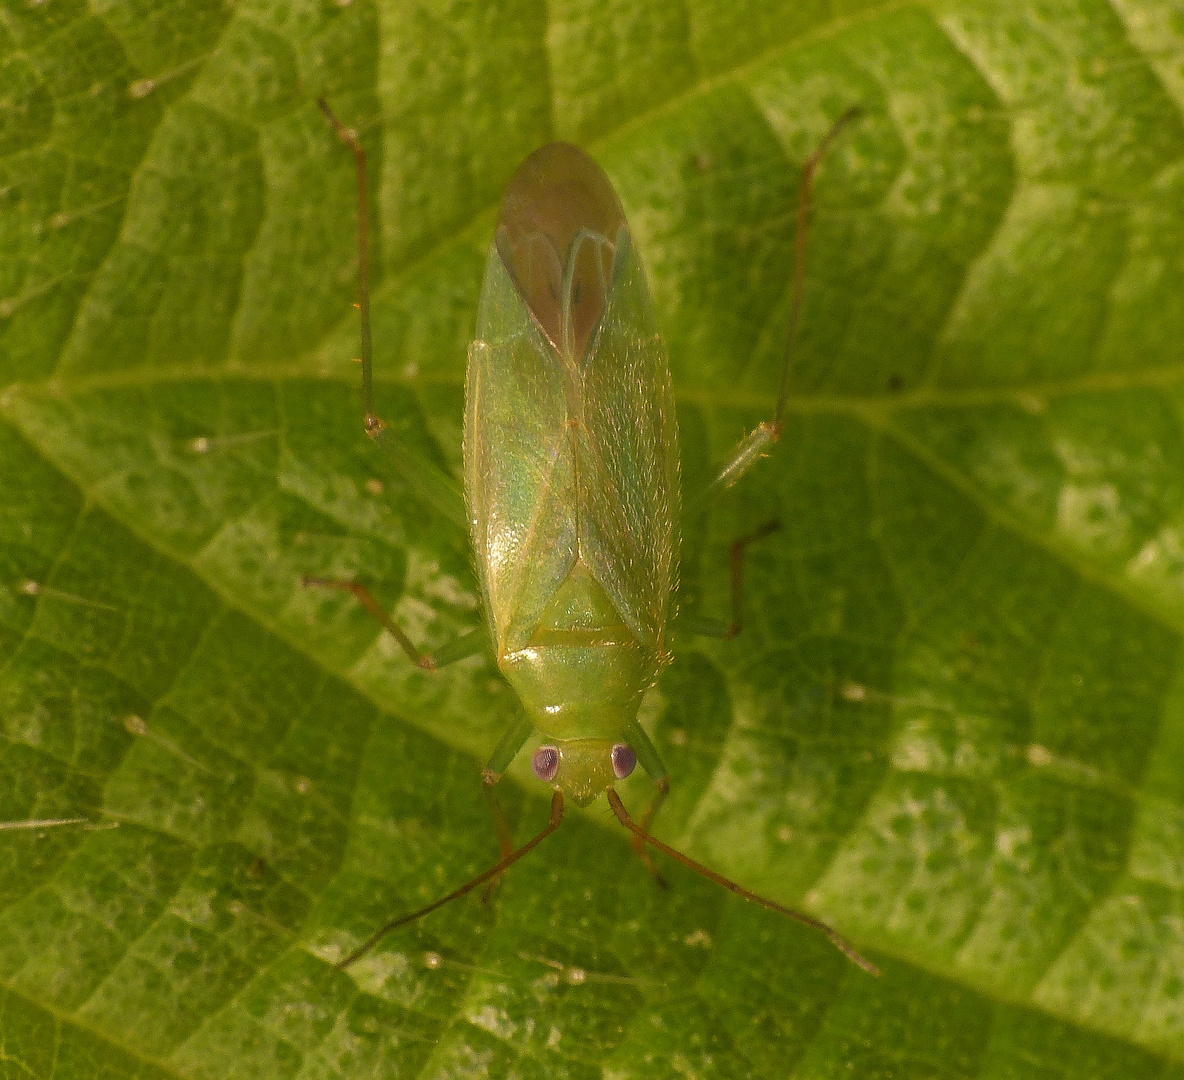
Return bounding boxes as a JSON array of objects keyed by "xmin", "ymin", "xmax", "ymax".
[{"xmin": 311, "ymin": 98, "xmax": 877, "ymax": 978}]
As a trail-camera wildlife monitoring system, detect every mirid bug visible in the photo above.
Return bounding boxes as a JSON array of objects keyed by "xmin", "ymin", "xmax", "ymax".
[{"xmin": 311, "ymin": 100, "xmax": 876, "ymax": 977}]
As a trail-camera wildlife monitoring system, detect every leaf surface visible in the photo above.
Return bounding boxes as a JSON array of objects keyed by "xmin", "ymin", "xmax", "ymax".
[{"xmin": 4, "ymin": 0, "xmax": 1184, "ymax": 1076}]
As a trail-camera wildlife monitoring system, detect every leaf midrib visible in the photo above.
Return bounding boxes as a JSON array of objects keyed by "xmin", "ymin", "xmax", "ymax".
[
  {"xmin": 12, "ymin": 356, "xmax": 1184, "ymax": 406},
  {"xmin": 8, "ymin": 356, "xmax": 1184, "ymax": 755}
]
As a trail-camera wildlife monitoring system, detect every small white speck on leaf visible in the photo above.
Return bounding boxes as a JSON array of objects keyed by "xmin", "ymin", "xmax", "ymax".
[{"xmin": 1027, "ymin": 744, "xmax": 1052, "ymax": 767}]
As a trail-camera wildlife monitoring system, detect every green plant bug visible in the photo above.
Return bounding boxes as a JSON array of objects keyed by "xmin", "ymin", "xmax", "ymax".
[{"xmin": 311, "ymin": 100, "xmax": 876, "ymax": 978}]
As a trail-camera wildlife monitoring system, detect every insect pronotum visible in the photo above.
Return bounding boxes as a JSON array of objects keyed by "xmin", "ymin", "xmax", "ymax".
[{"xmin": 311, "ymin": 99, "xmax": 876, "ymax": 977}]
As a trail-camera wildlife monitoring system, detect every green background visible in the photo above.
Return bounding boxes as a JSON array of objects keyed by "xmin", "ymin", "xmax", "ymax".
[{"xmin": 4, "ymin": 0, "xmax": 1184, "ymax": 1075}]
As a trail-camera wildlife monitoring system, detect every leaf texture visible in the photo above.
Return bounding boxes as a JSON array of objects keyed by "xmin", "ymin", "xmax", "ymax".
[{"xmin": 3, "ymin": 0, "xmax": 1184, "ymax": 1076}]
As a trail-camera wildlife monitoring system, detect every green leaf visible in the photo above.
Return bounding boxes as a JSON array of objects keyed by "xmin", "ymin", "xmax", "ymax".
[{"xmin": 3, "ymin": 0, "xmax": 1184, "ymax": 1076}]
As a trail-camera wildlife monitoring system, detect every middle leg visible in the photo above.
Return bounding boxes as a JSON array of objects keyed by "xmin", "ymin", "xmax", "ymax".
[
  {"xmin": 303, "ymin": 576, "xmax": 485, "ymax": 670},
  {"xmin": 677, "ymin": 519, "xmax": 780, "ymax": 640}
]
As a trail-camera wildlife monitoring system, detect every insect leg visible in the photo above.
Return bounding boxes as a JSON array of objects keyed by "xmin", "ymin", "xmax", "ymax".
[
  {"xmin": 675, "ymin": 520, "xmax": 780, "ymax": 640},
  {"xmin": 482, "ymin": 715, "xmax": 536, "ymax": 785},
  {"xmin": 319, "ymin": 98, "xmax": 466, "ymax": 529},
  {"xmin": 688, "ymin": 107, "xmax": 862, "ymax": 517},
  {"xmin": 621, "ymin": 720, "xmax": 671, "ymax": 886},
  {"xmin": 480, "ymin": 779, "xmax": 514, "ymax": 903},
  {"xmin": 485, "ymin": 786, "xmax": 514, "ymax": 855},
  {"xmin": 301, "ymin": 576, "xmax": 483, "ymax": 671},
  {"xmin": 479, "ymin": 715, "xmax": 534, "ymax": 900},
  {"xmin": 726, "ymin": 520, "xmax": 779, "ymax": 638}
]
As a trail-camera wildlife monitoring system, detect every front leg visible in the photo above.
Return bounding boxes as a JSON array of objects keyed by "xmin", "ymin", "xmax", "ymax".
[
  {"xmin": 622, "ymin": 719, "xmax": 671, "ymax": 886},
  {"xmin": 480, "ymin": 715, "xmax": 535, "ymax": 900}
]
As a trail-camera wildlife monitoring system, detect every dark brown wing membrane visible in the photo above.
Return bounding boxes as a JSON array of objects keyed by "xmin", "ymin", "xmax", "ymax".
[{"xmin": 495, "ymin": 142, "xmax": 627, "ymax": 363}]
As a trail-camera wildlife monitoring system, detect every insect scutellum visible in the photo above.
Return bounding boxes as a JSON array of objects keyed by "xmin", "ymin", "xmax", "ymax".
[{"xmin": 314, "ymin": 99, "xmax": 877, "ymax": 978}]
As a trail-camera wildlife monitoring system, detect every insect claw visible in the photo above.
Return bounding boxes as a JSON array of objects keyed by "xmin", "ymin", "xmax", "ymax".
[{"xmin": 363, "ymin": 413, "xmax": 386, "ymax": 435}]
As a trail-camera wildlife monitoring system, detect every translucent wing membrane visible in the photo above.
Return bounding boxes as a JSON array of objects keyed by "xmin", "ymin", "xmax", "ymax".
[
  {"xmin": 496, "ymin": 143, "xmax": 627, "ymax": 363},
  {"xmin": 466, "ymin": 252, "xmax": 578, "ymax": 652},
  {"xmin": 576, "ymin": 235, "xmax": 679, "ymax": 650}
]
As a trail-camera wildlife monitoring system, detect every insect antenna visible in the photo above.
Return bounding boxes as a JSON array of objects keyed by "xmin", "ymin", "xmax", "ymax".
[
  {"xmin": 773, "ymin": 104, "xmax": 864, "ymax": 431},
  {"xmin": 606, "ymin": 789, "xmax": 879, "ymax": 976},
  {"xmin": 337, "ymin": 791, "xmax": 566, "ymax": 969}
]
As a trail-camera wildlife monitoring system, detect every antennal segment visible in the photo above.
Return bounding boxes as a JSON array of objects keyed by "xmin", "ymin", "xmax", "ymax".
[
  {"xmin": 338, "ymin": 790, "xmax": 566, "ymax": 969},
  {"xmin": 606, "ymin": 789, "xmax": 878, "ymax": 976}
]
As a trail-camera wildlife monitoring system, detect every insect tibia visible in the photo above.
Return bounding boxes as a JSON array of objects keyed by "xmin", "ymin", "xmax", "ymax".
[
  {"xmin": 687, "ymin": 419, "xmax": 783, "ymax": 516},
  {"xmin": 718, "ymin": 423, "xmax": 779, "ymax": 490}
]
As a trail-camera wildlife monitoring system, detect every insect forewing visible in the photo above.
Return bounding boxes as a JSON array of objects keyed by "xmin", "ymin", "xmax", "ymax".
[
  {"xmin": 465, "ymin": 143, "xmax": 678, "ymax": 663},
  {"xmin": 576, "ymin": 232, "xmax": 679, "ymax": 652},
  {"xmin": 466, "ymin": 250, "xmax": 577, "ymax": 653}
]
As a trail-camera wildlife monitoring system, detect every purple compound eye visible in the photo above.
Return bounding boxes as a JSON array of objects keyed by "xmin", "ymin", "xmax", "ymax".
[
  {"xmin": 532, "ymin": 745, "xmax": 560, "ymax": 782},
  {"xmin": 611, "ymin": 743, "xmax": 636, "ymax": 780}
]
